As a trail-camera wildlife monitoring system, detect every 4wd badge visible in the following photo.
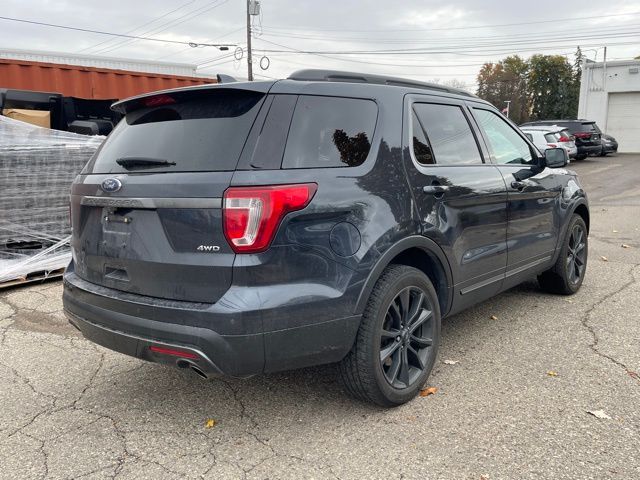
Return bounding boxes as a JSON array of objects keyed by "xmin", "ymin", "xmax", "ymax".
[{"xmin": 197, "ymin": 245, "xmax": 220, "ymax": 252}]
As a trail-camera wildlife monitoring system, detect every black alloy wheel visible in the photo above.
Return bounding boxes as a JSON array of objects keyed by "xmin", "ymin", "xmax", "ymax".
[
  {"xmin": 339, "ymin": 265, "xmax": 441, "ymax": 406},
  {"xmin": 379, "ymin": 287, "xmax": 434, "ymax": 389},
  {"xmin": 566, "ymin": 223, "xmax": 587, "ymax": 285},
  {"xmin": 538, "ymin": 214, "xmax": 588, "ymax": 295}
]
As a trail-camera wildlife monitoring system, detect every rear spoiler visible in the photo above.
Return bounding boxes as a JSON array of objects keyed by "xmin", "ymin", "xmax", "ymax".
[{"xmin": 111, "ymin": 80, "xmax": 274, "ymax": 115}]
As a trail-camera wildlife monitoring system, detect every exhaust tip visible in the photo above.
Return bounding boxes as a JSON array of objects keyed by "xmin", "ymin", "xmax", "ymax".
[
  {"xmin": 190, "ymin": 364, "xmax": 208, "ymax": 379},
  {"xmin": 176, "ymin": 360, "xmax": 208, "ymax": 379}
]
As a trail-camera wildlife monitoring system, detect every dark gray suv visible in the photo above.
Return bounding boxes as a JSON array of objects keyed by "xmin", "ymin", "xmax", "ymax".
[{"xmin": 63, "ymin": 70, "xmax": 589, "ymax": 406}]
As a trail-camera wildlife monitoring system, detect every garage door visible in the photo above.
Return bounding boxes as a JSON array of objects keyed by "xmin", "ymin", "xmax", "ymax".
[{"xmin": 607, "ymin": 92, "xmax": 640, "ymax": 153}]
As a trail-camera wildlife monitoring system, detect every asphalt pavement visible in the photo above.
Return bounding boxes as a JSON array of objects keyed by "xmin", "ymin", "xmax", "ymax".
[{"xmin": 1, "ymin": 154, "xmax": 639, "ymax": 480}]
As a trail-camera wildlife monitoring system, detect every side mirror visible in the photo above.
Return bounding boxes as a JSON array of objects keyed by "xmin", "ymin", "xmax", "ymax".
[{"xmin": 544, "ymin": 148, "xmax": 568, "ymax": 168}]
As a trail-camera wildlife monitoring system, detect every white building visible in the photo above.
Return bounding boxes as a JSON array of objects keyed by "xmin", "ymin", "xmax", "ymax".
[{"xmin": 578, "ymin": 59, "xmax": 640, "ymax": 153}]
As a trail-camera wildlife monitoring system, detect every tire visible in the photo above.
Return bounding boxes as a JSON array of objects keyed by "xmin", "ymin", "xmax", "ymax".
[
  {"xmin": 575, "ymin": 154, "xmax": 587, "ymax": 161},
  {"xmin": 538, "ymin": 214, "xmax": 588, "ymax": 295},
  {"xmin": 339, "ymin": 265, "xmax": 441, "ymax": 407}
]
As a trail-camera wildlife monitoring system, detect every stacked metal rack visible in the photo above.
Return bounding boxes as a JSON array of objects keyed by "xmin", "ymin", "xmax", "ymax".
[{"xmin": 0, "ymin": 115, "xmax": 104, "ymax": 286}]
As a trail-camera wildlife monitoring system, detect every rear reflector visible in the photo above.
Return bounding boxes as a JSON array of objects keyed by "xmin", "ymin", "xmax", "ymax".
[
  {"xmin": 149, "ymin": 345, "xmax": 199, "ymax": 359},
  {"xmin": 547, "ymin": 143, "xmax": 557, "ymax": 148},
  {"xmin": 223, "ymin": 183, "xmax": 317, "ymax": 253}
]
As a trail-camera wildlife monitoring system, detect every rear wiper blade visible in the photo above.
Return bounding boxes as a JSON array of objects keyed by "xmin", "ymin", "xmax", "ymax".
[{"xmin": 116, "ymin": 157, "xmax": 176, "ymax": 169}]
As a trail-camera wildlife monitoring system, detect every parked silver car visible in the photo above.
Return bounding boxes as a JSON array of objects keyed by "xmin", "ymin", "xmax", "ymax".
[{"xmin": 521, "ymin": 125, "xmax": 577, "ymax": 159}]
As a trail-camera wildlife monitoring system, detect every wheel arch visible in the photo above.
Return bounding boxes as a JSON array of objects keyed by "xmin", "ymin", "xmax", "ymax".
[
  {"xmin": 572, "ymin": 202, "xmax": 590, "ymax": 233},
  {"xmin": 354, "ymin": 236, "xmax": 454, "ymax": 317}
]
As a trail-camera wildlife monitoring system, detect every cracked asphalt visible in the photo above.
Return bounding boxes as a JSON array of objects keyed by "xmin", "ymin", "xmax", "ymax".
[{"xmin": 1, "ymin": 155, "xmax": 639, "ymax": 480}]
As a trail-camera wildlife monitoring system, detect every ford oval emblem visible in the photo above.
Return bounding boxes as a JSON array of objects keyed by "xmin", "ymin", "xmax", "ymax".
[{"xmin": 101, "ymin": 178, "xmax": 122, "ymax": 193}]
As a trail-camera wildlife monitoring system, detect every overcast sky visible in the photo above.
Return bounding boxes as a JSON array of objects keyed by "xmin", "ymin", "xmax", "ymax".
[{"xmin": 2, "ymin": 0, "xmax": 640, "ymax": 89}]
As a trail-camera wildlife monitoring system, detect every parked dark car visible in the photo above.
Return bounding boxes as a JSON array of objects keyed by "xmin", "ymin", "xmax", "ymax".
[
  {"xmin": 0, "ymin": 88, "xmax": 120, "ymax": 135},
  {"xmin": 520, "ymin": 119, "xmax": 603, "ymax": 160},
  {"xmin": 600, "ymin": 134, "xmax": 618, "ymax": 155},
  {"xmin": 63, "ymin": 70, "xmax": 589, "ymax": 406}
]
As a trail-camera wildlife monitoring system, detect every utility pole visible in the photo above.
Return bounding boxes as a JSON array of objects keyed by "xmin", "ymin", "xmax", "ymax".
[
  {"xmin": 602, "ymin": 46, "xmax": 608, "ymax": 133},
  {"xmin": 504, "ymin": 100, "xmax": 511, "ymax": 118},
  {"xmin": 246, "ymin": 0, "xmax": 254, "ymax": 81}
]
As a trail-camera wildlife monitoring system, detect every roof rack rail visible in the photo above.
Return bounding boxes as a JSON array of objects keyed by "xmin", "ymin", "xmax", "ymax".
[{"xmin": 287, "ymin": 69, "xmax": 475, "ymax": 97}]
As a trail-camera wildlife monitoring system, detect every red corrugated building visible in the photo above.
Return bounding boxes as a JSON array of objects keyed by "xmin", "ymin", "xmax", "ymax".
[{"xmin": 0, "ymin": 58, "xmax": 217, "ymax": 100}]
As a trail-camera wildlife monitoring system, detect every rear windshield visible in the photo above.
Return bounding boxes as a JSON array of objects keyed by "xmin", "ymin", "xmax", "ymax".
[
  {"xmin": 582, "ymin": 122, "xmax": 599, "ymax": 133},
  {"xmin": 84, "ymin": 89, "xmax": 265, "ymax": 173},
  {"xmin": 282, "ymin": 96, "xmax": 377, "ymax": 168},
  {"xmin": 559, "ymin": 129, "xmax": 573, "ymax": 140}
]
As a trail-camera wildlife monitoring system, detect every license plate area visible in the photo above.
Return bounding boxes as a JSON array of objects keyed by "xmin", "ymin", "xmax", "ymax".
[{"xmin": 101, "ymin": 207, "xmax": 132, "ymax": 257}]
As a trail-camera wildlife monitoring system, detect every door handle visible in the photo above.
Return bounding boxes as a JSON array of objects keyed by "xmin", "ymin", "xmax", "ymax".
[
  {"xmin": 422, "ymin": 185, "xmax": 450, "ymax": 195},
  {"xmin": 511, "ymin": 181, "xmax": 525, "ymax": 191}
]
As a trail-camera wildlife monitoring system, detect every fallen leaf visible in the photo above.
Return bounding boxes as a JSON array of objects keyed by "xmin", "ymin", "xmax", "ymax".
[
  {"xmin": 546, "ymin": 370, "xmax": 559, "ymax": 377},
  {"xmin": 587, "ymin": 410, "xmax": 611, "ymax": 420},
  {"xmin": 490, "ymin": 315, "xmax": 498, "ymax": 320},
  {"xmin": 600, "ymin": 256, "xmax": 608, "ymax": 262},
  {"xmin": 621, "ymin": 244, "xmax": 630, "ymax": 249},
  {"xmin": 419, "ymin": 387, "xmax": 438, "ymax": 397},
  {"xmin": 443, "ymin": 360, "xmax": 459, "ymax": 365},
  {"xmin": 627, "ymin": 370, "xmax": 639, "ymax": 380},
  {"xmin": 205, "ymin": 419, "xmax": 217, "ymax": 428}
]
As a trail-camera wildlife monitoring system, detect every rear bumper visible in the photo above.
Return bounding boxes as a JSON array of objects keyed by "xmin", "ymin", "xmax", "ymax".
[
  {"xmin": 63, "ymin": 271, "xmax": 361, "ymax": 377},
  {"xmin": 577, "ymin": 144, "xmax": 602, "ymax": 156},
  {"xmin": 66, "ymin": 311, "xmax": 226, "ymax": 376}
]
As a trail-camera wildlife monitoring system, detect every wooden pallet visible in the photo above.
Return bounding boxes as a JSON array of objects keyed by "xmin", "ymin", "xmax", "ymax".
[{"xmin": 0, "ymin": 267, "xmax": 65, "ymax": 290}]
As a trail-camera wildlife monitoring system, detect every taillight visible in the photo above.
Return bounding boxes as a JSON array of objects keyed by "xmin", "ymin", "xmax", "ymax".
[
  {"xmin": 558, "ymin": 136, "xmax": 571, "ymax": 142},
  {"xmin": 223, "ymin": 183, "xmax": 317, "ymax": 253},
  {"xmin": 574, "ymin": 132, "xmax": 590, "ymax": 139}
]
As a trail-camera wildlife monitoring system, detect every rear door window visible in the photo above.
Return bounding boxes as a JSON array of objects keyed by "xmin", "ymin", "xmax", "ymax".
[
  {"xmin": 85, "ymin": 89, "xmax": 265, "ymax": 173},
  {"xmin": 281, "ymin": 96, "xmax": 377, "ymax": 168},
  {"xmin": 412, "ymin": 103, "xmax": 483, "ymax": 165}
]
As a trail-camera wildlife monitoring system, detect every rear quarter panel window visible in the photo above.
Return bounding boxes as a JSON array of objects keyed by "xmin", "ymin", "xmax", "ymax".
[{"xmin": 281, "ymin": 96, "xmax": 377, "ymax": 169}]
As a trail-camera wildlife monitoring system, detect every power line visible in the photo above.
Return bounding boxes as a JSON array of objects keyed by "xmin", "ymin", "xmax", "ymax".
[
  {"xmin": 256, "ymin": 31, "xmax": 640, "ymax": 56},
  {"xmin": 92, "ymin": 0, "xmax": 232, "ymax": 55},
  {"xmin": 77, "ymin": 0, "xmax": 199, "ymax": 53},
  {"xmin": 0, "ymin": 14, "xmax": 235, "ymax": 49},
  {"xmin": 263, "ymin": 10, "xmax": 640, "ymax": 33},
  {"xmin": 197, "ymin": 51, "xmax": 240, "ymax": 68},
  {"xmin": 258, "ymin": 23, "xmax": 640, "ymax": 45},
  {"xmin": 156, "ymin": 27, "xmax": 245, "ymax": 61}
]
